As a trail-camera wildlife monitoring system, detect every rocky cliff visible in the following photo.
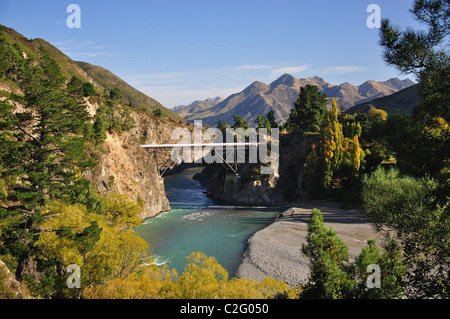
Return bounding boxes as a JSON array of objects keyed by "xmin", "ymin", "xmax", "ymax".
[
  {"xmin": 84, "ymin": 106, "xmax": 190, "ymax": 220},
  {"xmin": 198, "ymin": 133, "xmax": 319, "ymax": 205}
]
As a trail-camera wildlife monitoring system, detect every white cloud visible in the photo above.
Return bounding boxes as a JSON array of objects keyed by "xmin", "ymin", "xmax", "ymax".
[
  {"xmin": 322, "ymin": 66, "xmax": 367, "ymax": 74},
  {"xmin": 237, "ymin": 64, "xmax": 274, "ymax": 70},
  {"xmin": 271, "ymin": 65, "xmax": 310, "ymax": 76},
  {"xmin": 137, "ymin": 85, "xmax": 242, "ymax": 108},
  {"xmin": 51, "ymin": 39, "xmax": 116, "ymax": 59}
]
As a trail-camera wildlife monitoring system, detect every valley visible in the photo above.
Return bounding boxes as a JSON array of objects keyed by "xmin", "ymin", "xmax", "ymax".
[{"xmin": 1, "ymin": 0, "xmax": 448, "ymax": 301}]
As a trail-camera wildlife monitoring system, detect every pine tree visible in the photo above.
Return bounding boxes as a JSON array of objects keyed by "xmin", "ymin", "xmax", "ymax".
[
  {"xmin": 380, "ymin": 0, "xmax": 449, "ymax": 122},
  {"xmin": 266, "ymin": 110, "xmax": 278, "ymax": 128},
  {"xmin": 301, "ymin": 209, "xmax": 356, "ymax": 298},
  {"xmin": 288, "ymin": 85, "xmax": 327, "ymax": 133},
  {"xmin": 232, "ymin": 115, "xmax": 249, "ymax": 130},
  {"xmin": 255, "ymin": 115, "xmax": 271, "ymax": 133},
  {"xmin": 0, "ymin": 45, "xmax": 94, "ymax": 288}
]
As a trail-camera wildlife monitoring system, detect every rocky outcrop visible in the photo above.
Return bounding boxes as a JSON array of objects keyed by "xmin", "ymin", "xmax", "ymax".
[
  {"xmin": 200, "ymin": 133, "xmax": 319, "ymax": 205},
  {"xmin": 84, "ymin": 110, "xmax": 190, "ymax": 220},
  {"xmin": 0, "ymin": 259, "xmax": 30, "ymax": 299}
]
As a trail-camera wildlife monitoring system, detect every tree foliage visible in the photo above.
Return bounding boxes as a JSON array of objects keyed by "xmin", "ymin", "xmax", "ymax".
[
  {"xmin": 300, "ymin": 209, "xmax": 404, "ymax": 299},
  {"xmin": 361, "ymin": 168, "xmax": 449, "ymax": 298},
  {"xmin": 351, "ymin": 135, "xmax": 361, "ymax": 178},
  {"xmin": 287, "ymin": 85, "xmax": 328, "ymax": 133},
  {"xmin": 255, "ymin": 115, "xmax": 271, "ymax": 133},
  {"xmin": 84, "ymin": 251, "xmax": 298, "ymax": 299},
  {"xmin": 309, "ymin": 98, "xmax": 345, "ymax": 196},
  {"xmin": 380, "ymin": 0, "xmax": 450, "ymax": 122},
  {"xmin": 232, "ymin": 115, "xmax": 249, "ymax": 130},
  {"xmin": 82, "ymin": 82, "xmax": 96, "ymax": 97}
]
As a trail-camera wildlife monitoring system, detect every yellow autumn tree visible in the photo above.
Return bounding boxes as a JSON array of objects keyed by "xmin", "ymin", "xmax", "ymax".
[
  {"xmin": 83, "ymin": 251, "xmax": 299, "ymax": 299},
  {"xmin": 83, "ymin": 264, "xmax": 179, "ymax": 299},
  {"xmin": 351, "ymin": 135, "xmax": 362, "ymax": 177},
  {"xmin": 176, "ymin": 251, "xmax": 229, "ymax": 299},
  {"xmin": 320, "ymin": 98, "xmax": 344, "ymax": 190},
  {"xmin": 368, "ymin": 107, "xmax": 388, "ymax": 122},
  {"xmin": 34, "ymin": 194, "xmax": 150, "ymax": 298}
]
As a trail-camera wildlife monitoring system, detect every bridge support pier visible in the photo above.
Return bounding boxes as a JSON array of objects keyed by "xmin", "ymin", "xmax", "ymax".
[{"xmin": 224, "ymin": 173, "xmax": 242, "ymax": 194}]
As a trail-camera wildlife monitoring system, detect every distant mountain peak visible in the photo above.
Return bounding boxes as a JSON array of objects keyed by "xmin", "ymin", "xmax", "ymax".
[
  {"xmin": 270, "ymin": 73, "xmax": 298, "ymax": 87},
  {"xmin": 243, "ymin": 80, "xmax": 270, "ymax": 94},
  {"xmin": 175, "ymin": 74, "xmax": 416, "ymax": 126},
  {"xmin": 204, "ymin": 96, "xmax": 224, "ymax": 103}
]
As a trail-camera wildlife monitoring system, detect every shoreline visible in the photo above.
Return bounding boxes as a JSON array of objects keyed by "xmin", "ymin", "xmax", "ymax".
[{"xmin": 235, "ymin": 201, "xmax": 383, "ymax": 288}]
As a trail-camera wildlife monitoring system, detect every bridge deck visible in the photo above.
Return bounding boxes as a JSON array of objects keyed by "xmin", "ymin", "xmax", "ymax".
[{"xmin": 141, "ymin": 142, "xmax": 260, "ymax": 149}]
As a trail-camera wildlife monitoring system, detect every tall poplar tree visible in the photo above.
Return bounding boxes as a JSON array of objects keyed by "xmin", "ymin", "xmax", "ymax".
[
  {"xmin": 320, "ymin": 98, "xmax": 344, "ymax": 190},
  {"xmin": 351, "ymin": 135, "xmax": 361, "ymax": 178}
]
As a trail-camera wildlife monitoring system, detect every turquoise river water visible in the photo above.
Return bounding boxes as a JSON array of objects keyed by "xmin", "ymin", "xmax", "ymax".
[{"xmin": 133, "ymin": 167, "xmax": 283, "ymax": 277}]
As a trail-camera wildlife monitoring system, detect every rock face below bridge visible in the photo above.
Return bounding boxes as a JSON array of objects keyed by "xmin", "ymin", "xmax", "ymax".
[
  {"xmin": 198, "ymin": 133, "xmax": 319, "ymax": 205},
  {"xmin": 84, "ymin": 111, "xmax": 191, "ymax": 220}
]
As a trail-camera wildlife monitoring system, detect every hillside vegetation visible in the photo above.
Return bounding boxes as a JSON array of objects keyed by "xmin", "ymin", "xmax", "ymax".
[{"xmin": 0, "ymin": 24, "xmax": 182, "ymax": 123}]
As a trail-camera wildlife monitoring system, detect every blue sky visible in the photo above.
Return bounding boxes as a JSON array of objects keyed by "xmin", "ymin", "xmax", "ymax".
[{"xmin": 0, "ymin": 0, "xmax": 422, "ymax": 107}]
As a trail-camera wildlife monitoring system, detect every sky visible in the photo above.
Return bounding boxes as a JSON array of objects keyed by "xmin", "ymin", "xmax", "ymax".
[{"xmin": 0, "ymin": 0, "xmax": 423, "ymax": 108}]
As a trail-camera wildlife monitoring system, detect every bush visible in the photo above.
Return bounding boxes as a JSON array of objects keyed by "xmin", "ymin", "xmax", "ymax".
[
  {"xmin": 82, "ymin": 82, "xmax": 96, "ymax": 97},
  {"xmin": 153, "ymin": 108, "xmax": 162, "ymax": 118},
  {"xmin": 361, "ymin": 167, "xmax": 437, "ymax": 235},
  {"xmin": 300, "ymin": 209, "xmax": 404, "ymax": 299}
]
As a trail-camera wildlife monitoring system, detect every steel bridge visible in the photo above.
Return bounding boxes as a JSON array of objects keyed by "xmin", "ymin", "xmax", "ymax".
[{"xmin": 141, "ymin": 142, "xmax": 260, "ymax": 177}]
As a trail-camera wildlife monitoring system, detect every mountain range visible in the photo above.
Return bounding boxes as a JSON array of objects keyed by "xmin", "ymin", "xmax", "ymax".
[{"xmin": 174, "ymin": 74, "xmax": 416, "ymax": 125}]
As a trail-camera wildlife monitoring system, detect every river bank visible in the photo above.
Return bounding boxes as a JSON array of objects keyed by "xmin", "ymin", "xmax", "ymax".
[{"xmin": 235, "ymin": 202, "xmax": 383, "ymax": 288}]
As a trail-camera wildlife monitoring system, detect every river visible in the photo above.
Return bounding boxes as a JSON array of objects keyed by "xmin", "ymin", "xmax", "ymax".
[{"xmin": 133, "ymin": 167, "xmax": 283, "ymax": 277}]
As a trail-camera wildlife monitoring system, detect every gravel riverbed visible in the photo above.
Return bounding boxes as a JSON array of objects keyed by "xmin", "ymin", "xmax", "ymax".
[{"xmin": 235, "ymin": 202, "xmax": 384, "ymax": 288}]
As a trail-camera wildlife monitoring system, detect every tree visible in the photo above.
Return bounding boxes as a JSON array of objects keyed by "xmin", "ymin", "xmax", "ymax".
[
  {"xmin": 217, "ymin": 120, "xmax": 229, "ymax": 133},
  {"xmin": 361, "ymin": 168, "xmax": 449, "ymax": 298},
  {"xmin": 379, "ymin": 0, "xmax": 449, "ymax": 203},
  {"xmin": 231, "ymin": 115, "xmax": 249, "ymax": 130},
  {"xmin": 82, "ymin": 82, "xmax": 96, "ymax": 97},
  {"xmin": 266, "ymin": 110, "xmax": 278, "ymax": 128},
  {"xmin": 0, "ymin": 31, "xmax": 25, "ymax": 82},
  {"xmin": 153, "ymin": 108, "xmax": 162, "ymax": 118},
  {"xmin": 368, "ymin": 108, "xmax": 388, "ymax": 122},
  {"xmin": 301, "ymin": 209, "xmax": 355, "ymax": 298},
  {"xmin": 96, "ymin": 100, "xmax": 134, "ymax": 135},
  {"xmin": 351, "ymin": 135, "xmax": 361, "ymax": 178},
  {"xmin": 255, "ymin": 115, "xmax": 271, "ymax": 133},
  {"xmin": 109, "ymin": 88, "xmax": 123, "ymax": 101},
  {"xmin": 287, "ymin": 85, "xmax": 328, "ymax": 133},
  {"xmin": 82, "ymin": 251, "xmax": 297, "ymax": 299},
  {"xmin": 300, "ymin": 209, "xmax": 404, "ymax": 299},
  {"xmin": 319, "ymin": 98, "xmax": 344, "ymax": 191},
  {"xmin": 379, "ymin": 0, "xmax": 450, "ymax": 122},
  {"xmin": 0, "ymin": 44, "xmax": 95, "ymax": 293}
]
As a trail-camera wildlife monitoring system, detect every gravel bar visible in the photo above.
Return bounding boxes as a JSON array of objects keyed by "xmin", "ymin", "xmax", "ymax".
[{"xmin": 235, "ymin": 202, "xmax": 383, "ymax": 288}]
